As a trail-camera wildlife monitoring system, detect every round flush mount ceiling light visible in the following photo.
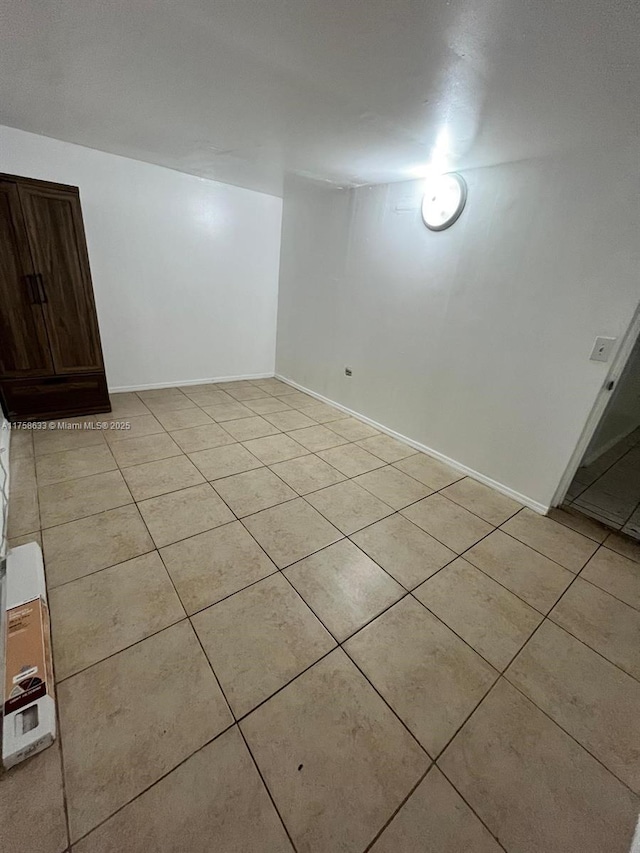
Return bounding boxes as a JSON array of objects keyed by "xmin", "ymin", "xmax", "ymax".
[{"xmin": 421, "ymin": 173, "xmax": 467, "ymax": 231}]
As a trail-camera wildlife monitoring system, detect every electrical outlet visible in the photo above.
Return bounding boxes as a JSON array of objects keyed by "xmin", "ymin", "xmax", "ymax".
[
  {"xmin": 344, "ymin": 367, "xmax": 352, "ymax": 377},
  {"xmin": 590, "ymin": 336, "xmax": 617, "ymax": 363}
]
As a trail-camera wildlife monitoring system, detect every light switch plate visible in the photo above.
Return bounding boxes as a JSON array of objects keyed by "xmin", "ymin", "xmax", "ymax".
[{"xmin": 590, "ymin": 336, "xmax": 617, "ymax": 363}]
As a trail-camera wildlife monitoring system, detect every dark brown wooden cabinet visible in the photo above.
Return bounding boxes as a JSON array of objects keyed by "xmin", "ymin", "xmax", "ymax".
[{"xmin": 0, "ymin": 174, "xmax": 110, "ymax": 421}]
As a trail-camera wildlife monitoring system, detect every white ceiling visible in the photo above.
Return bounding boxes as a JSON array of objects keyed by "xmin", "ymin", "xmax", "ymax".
[{"xmin": 1, "ymin": 0, "xmax": 638, "ymax": 196}]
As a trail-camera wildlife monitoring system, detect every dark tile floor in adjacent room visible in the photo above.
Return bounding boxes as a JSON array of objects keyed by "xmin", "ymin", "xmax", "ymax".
[{"xmin": 565, "ymin": 427, "xmax": 640, "ymax": 540}]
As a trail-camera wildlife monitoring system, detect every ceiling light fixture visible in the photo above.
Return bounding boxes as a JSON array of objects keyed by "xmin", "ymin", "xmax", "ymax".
[{"xmin": 421, "ymin": 172, "xmax": 467, "ymax": 231}]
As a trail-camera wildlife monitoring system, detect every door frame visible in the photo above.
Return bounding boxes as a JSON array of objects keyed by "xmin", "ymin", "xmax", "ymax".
[{"xmin": 552, "ymin": 303, "xmax": 640, "ymax": 507}]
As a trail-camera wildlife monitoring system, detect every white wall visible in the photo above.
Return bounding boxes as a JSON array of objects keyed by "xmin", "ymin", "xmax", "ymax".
[
  {"xmin": 585, "ymin": 333, "xmax": 640, "ymax": 464},
  {"xmin": 0, "ymin": 125, "xmax": 282, "ymax": 390},
  {"xmin": 276, "ymin": 147, "xmax": 640, "ymax": 510}
]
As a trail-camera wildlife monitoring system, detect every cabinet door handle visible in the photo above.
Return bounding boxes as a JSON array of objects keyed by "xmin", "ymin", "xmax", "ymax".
[
  {"xmin": 25, "ymin": 274, "xmax": 40, "ymax": 304},
  {"xmin": 35, "ymin": 273, "xmax": 48, "ymax": 304}
]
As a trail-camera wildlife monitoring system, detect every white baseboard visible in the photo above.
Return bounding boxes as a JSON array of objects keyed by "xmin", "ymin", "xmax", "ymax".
[
  {"xmin": 109, "ymin": 372, "xmax": 274, "ymax": 393},
  {"xmin": 276, "ymin": 373, "xmax": 549, "ymax": 516}
]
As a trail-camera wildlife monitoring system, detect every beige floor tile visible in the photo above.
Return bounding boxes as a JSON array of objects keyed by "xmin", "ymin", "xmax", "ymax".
[
  {"xmin": 221, "ymin": 415, "xmax": 280, "ymax": 441},
  {"xmin": 439, "ymin": 679, "xmax": 639, "ymax": 853},
  {"xmin": 143, "ymin": 396, "xmax": 197, "ymax": 414},
  {"xmin": 581, "ymin": 546, "xmax": 640, "ymax": 610},
  {"xmin": 109, "ymin": 432, "xmax": 182, "ymax": 468},
  {"xmin": 137, "ymin": 483, "xmax": 234, "ymax": 547},
  {"xmin": 35, "ymin": 444, "xmax": 116, "ymax": 486},
  {"xmin": 299, "ymin": 401, "xmax": 346, "ymax": 422},
  {"xmin": 121, "ymin": 455, "xmax": 205, "ymax": 500},
  {"xmin": 169, "ymin": 422, "xmax": 235, "ymax": 453},
  {"xmin": 50, "ymin": 552, "xmax": 185, "ymax": 680},
  {"xmin": 244, "ymin": 396, "xmax": 293, "ymax": 414},
  {"xmin": 242, "ymin": 433, "xmax": 309, "ymax": 465},
  {"xmin": 345, "ymin": 597, "xmax": 497, "ymax": 755},
  {"xmin": 212, "ymin": 467, "xmax": 296, "ymax": 517},
  {"xmin": 33, "ymin": 426, "xmax": 106, "ymax": 456},
  {"xmin": 108, "ymin": 392, "xmax": 150, "ymax": 418},
  {"xmin": 160, "ymin": 521, "xmax": 277, "ymax": 614},
  {"xmin": 193, "ymin": 573, "xmax": 336, "ymax": 717},
  {"xmin": 507, "ymin": 620, "xmax": 640, "ymax": 793},
  {"xmin": 270, "ymin": 454, "xmax": 346, "ymax": 494},
  {"xmin": 253, "ymin": 378, "xmax": 290, "ymax": 393},
  {"xmin": 415, "ymin": 558, "xmax": 542, "ymax": 669},
  {"xmin": 226, "ymin": 385, "xmax": 272, "ymax": 401},
  {"xmin": 394, "ymin": 454, "xmax": 462, "ymax": 489},
  {"xmin": 327, "ymin": 417, "xmax": 380, "ymax": 441},
  {"xmin": 402, "ymin": 494, "xmax": 493, "ymax": 553},
  {"xmin": 465, "ymin": 529, "xmax": 574, "ymax": 613},
  {"xmin": 550, "ymin": 578, "xmax": 640, "ymax": 680},
  {"xmin": 243, "ymin": 498, "xmax": 342, "ymax": 569},
  {"xmin": 179, "ymin": 383, "xmax": 232, "ymax": 397},
  {"xmin": 549, "ymin": 506, "xmax": 611, "ymax": 542},
  {"xmin": 275, "ymin": 391, "xmax": 317, "ymax": 408},
  {"xmin": 180, "ymin": 381, "xmax": 232, "ymax": 392},
  {"xmin": 153, "ymin": 407, "xmax": 213, "ymax": 431},
  {"xmin": 286, "ymin": 424, "xmax": 349, "ymax": 451},
  {"xmin": 39, "ymin": 469, "xmax": 132, "ymax": 528},
  {"xmin": 605, "ymin": 531, "xmax": 640, "ymax": 563},
  {"xmin": 502, "ymin": 507, "xmax": 599, "ymax": 572},
  {"xmin": 60, "ymin": 622, "xmax": 232, "ymax": 842},
  {"xmin": 369, "ymin": 767, "xmax": 502, "ymax": 853},
  {"xmin": 181, "ymin": 389, "xmax": 235, "ymax": 408},
  {"xmin": 241, "ymin": 649, "xmax": 428, "ymax": 853},
  {"xmin": 8, "ymin": 530, "xmax": 42, "ymax": 549},
  {"xmin": 263, "ymin": 409, "xmax": 317, "ymax": 431},
  {"xmin": 317, "ymin": 444, "xmax": 385, "ymax": 477},
  {"xmin": 0, "ymin": 739, "xmax": 68, "ymax": 853},
  {"xmin": 10, "ymin": 453, "xmax": 37, "ymax": 490},
  {"xmin": 7, "ymin": 427, "xmax": 34, "ymax": 459},
  {"xmin": 440, "ymin": 477, "xmax": 522, "ymax": 525},
  {"xmin": 306, "ymin": 480, "xmax": 394, "ymax": 534},
  {"xmin": 7, "ymin": 487, "xmax": 39, "ymax": 537},
  {"xmin": 43, "ymin": 504, "xmax": 154, "ymax": 588},
  {"xmin": 103, "ymin": 413, "xmax": 164, "ymax": 443},
  {"xmin": 73, "ymin": 729, "xmax": 292, "ymax": 853},
  {"xmin": 201, "ymin": 401, "xmax": 255, "ymax": 421},
  {"xmin": 143, "ymin": 399, "xmax": 199, "ymax": 417},
  {"xmin": 215, "ymin": 380, "xmax": 257, "ymax": 391},
  {"xmin": 284, "ymin": 540, "xmax": 404, "ymax": 640},
  {"xmin": 351, "ymin": 514, "xmax": 456, "ymax": 589},
  {"xmin": 356, "ymin": 434, "xmax": 416, "ymax": 463},
  {"xmin": 353, "ymin": 466, "xmax": 432, "ymax": 510},
  {"xmin": 137, "ymin": 387, "xmax": 186, "ymax": 402},
  {"xmin": 188, "ymin": 443, "xmax": 263, "ymax": 480}
]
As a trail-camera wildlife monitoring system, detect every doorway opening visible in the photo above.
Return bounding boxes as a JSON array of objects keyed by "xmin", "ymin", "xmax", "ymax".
[{"xmin": 561, "ymin": 320, "xmax": 640, "ymax": 541}]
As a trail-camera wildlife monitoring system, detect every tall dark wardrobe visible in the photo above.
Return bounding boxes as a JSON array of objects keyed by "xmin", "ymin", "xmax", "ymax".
[{"xmin": 0, "ymin": 173, "xmax": 111, "ymax": 421}]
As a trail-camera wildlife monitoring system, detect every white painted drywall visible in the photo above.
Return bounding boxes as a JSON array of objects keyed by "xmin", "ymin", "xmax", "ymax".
[
  {"xmin": 276, "ymin": 147, "xmax": 640, "ymax": 509},
  {"xmin": 584, "ymin": 333, "xmax": 640, "ymax": 464},
  {"xmin": 0, "ymin": 125, "xmax": 282, "ymax": 390}
]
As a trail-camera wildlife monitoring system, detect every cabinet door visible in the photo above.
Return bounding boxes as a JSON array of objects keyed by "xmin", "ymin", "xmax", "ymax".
[
  {"xmin": 0, "ymin": 180, "xmax": 53, "ymax": 377},
  {"xmin": 18, "ymin": 183, "xmax": 104, "ymax": 373}
]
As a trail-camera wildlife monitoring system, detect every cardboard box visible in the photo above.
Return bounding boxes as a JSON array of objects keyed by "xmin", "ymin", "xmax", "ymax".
[{"xmin": 2, "ymin": 541, "xmax": 56, "ymax": 769}]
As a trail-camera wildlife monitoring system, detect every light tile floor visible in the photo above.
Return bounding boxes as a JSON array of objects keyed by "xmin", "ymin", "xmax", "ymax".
[
  {"xmin": 565, "ymin": 426, "xmax": 640, "ymax": 539},
  {"xmin": 3, "ymin": 377, "xmax": 640, "ymax": 853}
]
